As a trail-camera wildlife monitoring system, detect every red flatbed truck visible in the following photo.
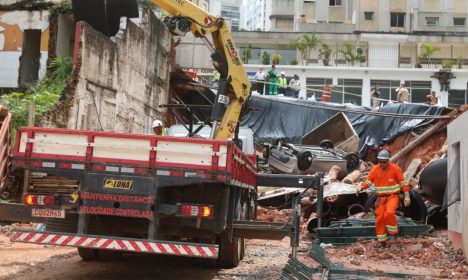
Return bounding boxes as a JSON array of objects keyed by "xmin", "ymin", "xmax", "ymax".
[{"xmin": 6, "ymin": 126, "xmax": 321, "ymax": 267}]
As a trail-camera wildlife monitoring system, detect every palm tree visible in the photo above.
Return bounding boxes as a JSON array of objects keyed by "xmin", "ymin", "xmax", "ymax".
[
  {"xmin": 419, "ymin": 43, "xmax": 441, "ymax": 66},
  {"xmin": 290, "ymin": 33, "xmax": 320, "ymax": 65},
  {"xmin": 242, "ymin": 45, "xmax": 252, "ymax": 64}
]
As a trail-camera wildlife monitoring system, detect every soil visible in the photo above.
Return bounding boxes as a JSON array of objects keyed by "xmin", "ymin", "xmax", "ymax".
[{"xmin": 0, "ymin": 222, "xmax": 464, "ymax": 279}]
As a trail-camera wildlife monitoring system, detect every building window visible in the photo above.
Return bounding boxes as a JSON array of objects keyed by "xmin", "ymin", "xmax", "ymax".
[
  {"xmin": 364, "ymin": 12, "xmax": 374, "ymax": 21},
  {"xmin": 426, "ymin": 17, "xmax": 439, "ymax": 26},
  {"xmin": 329, "ymin": 0, "xmax": 341, "ymax": 6},
  {"xmin": 336, "ymin": 79, "xmax": 363, "ymax": 105},
  {"xmin": 454, "ymin": 17, "xmax": 466, "ymax": 26},
  {"xmin": 305, "ymin": 78, "xmax": 333, "ymax": 99},
  {"xmin": 448, "ymin": 89, "xmax": 468, "ymax": 107},
  {"xmin": 371, "ymin": 80, "xmax": 401, "ymax": 105},
  {"xmin": 390, "ymin": 13, "xmax": 405, "ymax": 27},
  {"xmin": 277, "ymin": 0, "xmax": 292, "ymax": 7},
  {"xmin": 405, "ymin": 81, "xmax": 431, "ymax": 103},
  {"xmin": 275, "ymin": 18, "xmax": 293, "ymax": 29}
]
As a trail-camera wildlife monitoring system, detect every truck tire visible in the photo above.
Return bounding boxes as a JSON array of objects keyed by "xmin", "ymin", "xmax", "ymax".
[
  {"xmin": 98, "ymin": 249, "xmax": 123, "ymax": 261},
  {"xmin": 77, "ymin": 247, "xmax": 99, "ymax": 261},
  {"xmin": 217, "ymin": 232, "xmax": 243, "ymax": 268},
  {"xmin": 217, "ymin": 196, "xmax": 246, "ymax": 268}
]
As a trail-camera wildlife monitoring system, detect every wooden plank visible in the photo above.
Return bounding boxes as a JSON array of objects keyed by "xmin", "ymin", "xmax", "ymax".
[{"xmin": 404, "ymin": 158, "xmax": 422, "ymax": 181}]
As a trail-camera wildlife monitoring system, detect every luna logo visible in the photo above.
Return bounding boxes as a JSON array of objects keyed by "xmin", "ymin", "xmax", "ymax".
[{"xmin": 104, "ymin": 179, "xmax": 133, "ymax": 190}]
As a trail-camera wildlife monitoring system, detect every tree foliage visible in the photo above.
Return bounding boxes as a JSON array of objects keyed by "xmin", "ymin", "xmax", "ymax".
[
  {"xmin": 419, "ymin": 42, "xmax": 441, "ymax": 65},
  {"xmin": 272, "ymin": 53, "xmax": 282, "ymax": 65},
  {"xmin": 290, "ymin": 33, "xmax": 320, "ymax": 64},
  {"xmin": 318, "ymin": 42, "xmax": 332, "ymax": 66},
  {"xmin": 262, "ymin": 51, "xmax": 270, "ymax": 65},
  {"xmin": 338, "ymin": 42, "xmax": 366, "ymax": 66},
  {"xmin": 242, "ymin": 45, "xmax": 252, "ymax": 64}
]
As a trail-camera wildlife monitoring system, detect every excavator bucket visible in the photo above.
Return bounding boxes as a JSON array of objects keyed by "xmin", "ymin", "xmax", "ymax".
[{"xmin": 71, "ymin": 0, "xmax": 139, "ymax": 37}]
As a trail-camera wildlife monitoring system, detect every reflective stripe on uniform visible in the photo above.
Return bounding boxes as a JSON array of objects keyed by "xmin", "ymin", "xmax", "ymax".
[
  {"xmin": 375, "ymin": 184, "xmax": 401, "ymax": 195},
  {"xmin": 386, "ymin": 225, "xmax": 398, "ymax": 234},
  {"xmin": 365, "ymin": 180, "xmax": 372, "ymax": 186},
  {"xmin": 377, "ymin": 234, "xmax": 387, "ymax": 241}
]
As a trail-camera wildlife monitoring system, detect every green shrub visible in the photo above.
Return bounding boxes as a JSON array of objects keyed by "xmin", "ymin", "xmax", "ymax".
[{"xmin": 1, "ymin": 56, "xmax": 73, "ymax": 139}]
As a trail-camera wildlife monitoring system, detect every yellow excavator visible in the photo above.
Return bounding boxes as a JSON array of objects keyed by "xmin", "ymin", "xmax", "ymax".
[{"xmin": 72, "ymin": 0, "xmax": 251, "ymax": 140}]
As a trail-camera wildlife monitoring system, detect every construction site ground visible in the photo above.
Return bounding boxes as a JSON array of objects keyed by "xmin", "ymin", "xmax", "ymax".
[{"xmin": 0, "ymin": 223, "xmax": 466, "ymax": 279}]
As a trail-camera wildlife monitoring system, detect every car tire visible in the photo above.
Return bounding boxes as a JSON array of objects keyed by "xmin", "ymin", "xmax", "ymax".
[
  {"xmin": 319, "ymin": 139, "xmax": 334, "ymax": 149},
  {"xmin": 343, "ymin": 153, "xmax": 360, "ymax": 172},
  {"xmin": 297, "ymin": 150, "xmax": 313, "ymax": 171}
]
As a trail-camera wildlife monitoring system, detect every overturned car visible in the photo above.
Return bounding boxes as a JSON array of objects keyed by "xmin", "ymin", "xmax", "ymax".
[{"xmin": 264, "ymin": 140, "xmax": 360, "ymax": 178}]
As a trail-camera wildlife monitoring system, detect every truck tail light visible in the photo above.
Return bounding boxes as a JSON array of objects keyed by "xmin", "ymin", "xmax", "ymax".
[
  {"xmin": 23, "ymin": 194, "xmax": 56, "ymax": 206},
  {"xmin": 178, "ymin": 204, "xmax": 214, "ymax": 218}
]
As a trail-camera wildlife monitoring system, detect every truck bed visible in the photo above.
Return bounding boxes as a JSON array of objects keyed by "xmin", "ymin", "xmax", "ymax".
[{"xmin": 12, "ymin": 127, "xmax": 256, "ymax": 190}]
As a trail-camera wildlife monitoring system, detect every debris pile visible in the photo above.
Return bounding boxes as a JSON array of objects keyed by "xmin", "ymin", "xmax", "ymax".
[
  {"xmin": 324, "ymin": 233, "xmax": 468, "ymax": 278},
  {"xmin": 256, "ymin": 207, "xmax": 292, "ymax": 223},
  {"xmin": 0, "ymin": 223, "xmax": 36, "ymax": 235}
]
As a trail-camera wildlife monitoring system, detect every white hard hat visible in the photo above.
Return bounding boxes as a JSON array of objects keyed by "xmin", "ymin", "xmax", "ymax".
[
  {"xmin": 280, "ymin": 71, "xmax": 286, "ymax": 75},
  {"xmin": 152, "ymin": 119, "xmax": 163, "ymax": 128}
]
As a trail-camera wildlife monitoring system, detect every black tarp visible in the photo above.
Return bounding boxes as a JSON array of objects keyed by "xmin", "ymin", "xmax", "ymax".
[{"xmin": 240, "ymin": 96, "xmax": 446, "ymax": 158}]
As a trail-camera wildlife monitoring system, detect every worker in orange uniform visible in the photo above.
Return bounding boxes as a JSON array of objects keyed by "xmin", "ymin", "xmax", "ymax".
[
  {"xmin": 355, "ymin": 149, "xmax": 411, "ymax": 247},
  {"xmin": 321, "ymin": 84, "xmax": 331, "ymax": 102}
]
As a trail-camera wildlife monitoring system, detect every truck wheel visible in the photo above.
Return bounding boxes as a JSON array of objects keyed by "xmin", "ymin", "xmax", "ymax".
[
  {"xmin": 77, "ymin": 247, "xmax": 99, "ymax": 261},
  {"xmin": 98, "ymin": 249, "xmax": 123, "ymax": 261},
  {"xmin": 217, "ymin": 232, "xmax": 243, "ymax": 268},
  {"xmin": 217, "ymin": 196, "xmax": 246, "ymax": 268}
]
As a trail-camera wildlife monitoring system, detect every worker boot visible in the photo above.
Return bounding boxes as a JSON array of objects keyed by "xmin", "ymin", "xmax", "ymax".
[
  {"xmin": 375, "ymin": 241, "xmax": 390, "ymax": 249},
  {"xmin": 388, "ymin": 235, "xmax": 398, "ymax": 242}
]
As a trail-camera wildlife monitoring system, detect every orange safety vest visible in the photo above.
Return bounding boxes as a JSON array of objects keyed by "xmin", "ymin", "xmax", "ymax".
[
  {"xmin": 321, "ymin": 90, "xmax": 331, "ymax": 102},
  {"xmin": 361, "ymin": 163, "xmax": 409, "ymax": 196}
]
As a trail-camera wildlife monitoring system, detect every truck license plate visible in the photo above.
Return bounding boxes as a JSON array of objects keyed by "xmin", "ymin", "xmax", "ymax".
[{"xmin": 31, "ymin": 208, "xmax": 65, "ymax": 219}]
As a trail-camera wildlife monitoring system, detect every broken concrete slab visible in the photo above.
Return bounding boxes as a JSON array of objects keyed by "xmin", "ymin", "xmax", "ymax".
[{"xmin": 41, "ymin": 10, "xmax": 172, "ymax": 134}]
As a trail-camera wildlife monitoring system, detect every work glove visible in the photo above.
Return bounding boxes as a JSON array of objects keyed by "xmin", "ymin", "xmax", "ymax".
[
  {"xmin": 404, "ymin": 192, "xmax": 411, "ymax": 207},
  {"xmin": 355, "ymin": 185, "xmax": 362, "ymax": 196}
]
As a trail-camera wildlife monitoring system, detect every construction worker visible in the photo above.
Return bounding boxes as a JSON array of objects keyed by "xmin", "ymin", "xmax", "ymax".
[
  {"xmin": 152, "ymin": 119, "xmax": 168, "ymax": 136},
  {"xmin": 278, "ymin": 71, "xmax": 288, "ymax": 96},
  {"xmin": 355, "ymin": 149, "xmax": 411, "ymax": 247}
]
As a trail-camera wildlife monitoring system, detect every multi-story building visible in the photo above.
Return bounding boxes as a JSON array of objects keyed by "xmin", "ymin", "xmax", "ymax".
[
  {"xmin": 245, "ymin": 0, "xmax": 268, "ymax": 31},
  {"xmin": 210, "ymin": 0, "xmax": 242, "ymax": 31},
  {"xmin": 175, "ymin": 0, "xmax": 468, "ymax": 109}
]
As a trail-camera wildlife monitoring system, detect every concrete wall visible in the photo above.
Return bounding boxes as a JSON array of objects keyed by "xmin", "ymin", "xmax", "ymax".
[
  {"xmin": 41, "ymin": 10, "xmax": 172, "ymax": 134},
  {"xmin": 447, "ymin": 110, "xmax": 468, "ymax": 256}
]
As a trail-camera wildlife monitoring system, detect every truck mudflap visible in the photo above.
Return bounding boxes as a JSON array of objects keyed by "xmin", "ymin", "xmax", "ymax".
[{"xmin": 10, "ymin": 230, "xmax": 218, "ymax": 259}]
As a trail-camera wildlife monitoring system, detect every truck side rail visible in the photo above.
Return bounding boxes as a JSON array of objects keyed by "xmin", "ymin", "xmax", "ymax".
[{"xmin": 12, "ymin": 127, "xmax": 256, "ymax": 188}]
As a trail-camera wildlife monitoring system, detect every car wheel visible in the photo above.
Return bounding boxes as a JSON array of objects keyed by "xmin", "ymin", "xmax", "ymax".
[
  {"xmin": 297, "ymin": 150, "xmax": 313, "ymax": 171},
  {"xmin": 344, "ymin": 153, "xmax": 360, "ymax": 172},
  {"xmin": 319, "ymin": 139, "xmax": 334, "ymax": 149}
]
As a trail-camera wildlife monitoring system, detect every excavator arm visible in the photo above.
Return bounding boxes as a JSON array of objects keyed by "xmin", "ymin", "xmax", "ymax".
[{"xmin": 150, "ymin": 0, "xmax": 251, "ymax": 140}]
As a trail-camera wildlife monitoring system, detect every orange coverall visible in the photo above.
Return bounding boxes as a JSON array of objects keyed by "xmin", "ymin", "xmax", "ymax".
[{"xmin": 361, "ymin": 163, "xmax": 409, "ymax": 242}]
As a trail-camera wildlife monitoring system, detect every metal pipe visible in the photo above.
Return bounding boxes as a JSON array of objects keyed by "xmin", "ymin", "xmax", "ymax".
[{"xmin": 316, "ymin": 172, "xmax": 324, "ymax": 228}]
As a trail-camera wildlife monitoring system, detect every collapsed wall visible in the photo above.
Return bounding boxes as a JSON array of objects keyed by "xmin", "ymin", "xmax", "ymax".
[{"xmin": 42, "ymin": 10, "xmax": 172, "ymax": 134}]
